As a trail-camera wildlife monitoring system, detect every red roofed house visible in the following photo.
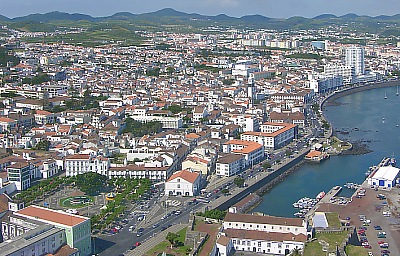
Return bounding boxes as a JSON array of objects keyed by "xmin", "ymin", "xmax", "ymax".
[
  {"xmin": 34, "ymin": 110, "xmax": 56, "ymax": 125},
  {"xmin": 222, "ymin": 139, "xmax": 264, "ymax": 167},
  {"xmin": 182, "ymin": 155, "xmax": 212, "ymax": 175},
  {"xmin": 165, "ymin": 169, "xmax": 202, "ymax": 196},
  {"xmin": 240, "ymin": 122, "xmax": 297, "ymax": 150},
  {"xmin": 0, "ymin": 117, "xmax": 17, "ymax": 133}
]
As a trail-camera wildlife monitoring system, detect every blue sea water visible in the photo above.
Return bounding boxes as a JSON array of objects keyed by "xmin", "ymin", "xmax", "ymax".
[{"xmin": 252, "ymin": 86, "xmax": 400, "ymax": 217}]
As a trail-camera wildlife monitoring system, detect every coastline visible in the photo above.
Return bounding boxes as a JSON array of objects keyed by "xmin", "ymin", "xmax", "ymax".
[{"xmin": 239, "ymin": 79, "xmax": 400, "ymax": 214}]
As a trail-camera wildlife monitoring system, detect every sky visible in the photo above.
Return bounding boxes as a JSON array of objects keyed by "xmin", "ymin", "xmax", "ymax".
[{"xmin": 0, "ymin": 0, "xmax": 399, "ymax": 19}]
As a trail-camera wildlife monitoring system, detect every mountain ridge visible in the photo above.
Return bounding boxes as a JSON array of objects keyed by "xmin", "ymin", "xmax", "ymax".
[{"xmin": 1, "ymin": 8, "xmax": 400, "ymax": 35}]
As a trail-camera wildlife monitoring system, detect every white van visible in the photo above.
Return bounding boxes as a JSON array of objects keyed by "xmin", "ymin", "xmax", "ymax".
[{"xmin": 383, "ymin": 211, "xmax": 391, "ymax": 217}]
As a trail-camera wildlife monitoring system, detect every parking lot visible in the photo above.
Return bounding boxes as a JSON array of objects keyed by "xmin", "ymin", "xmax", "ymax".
[{"xmin": 317, "ymin": 185, "xmax": 400, "ymax": 255}]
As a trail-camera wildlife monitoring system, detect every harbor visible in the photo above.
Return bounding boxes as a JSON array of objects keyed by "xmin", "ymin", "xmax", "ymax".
[{"xmin": 252, "ymin": 85, "xmax": 400, "ymax": 218}]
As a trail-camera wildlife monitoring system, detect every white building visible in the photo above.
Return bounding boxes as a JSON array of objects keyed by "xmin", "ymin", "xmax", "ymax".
[
  {"xmin": 222, "ymin": 139, "xmax": 264, "ymax": 167},
  {"xmin": 323, "ymin": 64, "xmax": 353, "ymax": 84},
  {"xmin": 228, "ymin": 115, "xmax": 260, "ymax": 132},
  {"xmin": 165, "ymin": 169, "xmax": 202, "ymax": 196},
  {"xmin": 218, "ymin": 211, "xmax": 309, "ymax": 255},
  {"xmin": 367, "ymin": 166, "xmax": 400, "ymax": 188},
  {"xmin": 345, "ymin": 45, "xmax": 365, "ymax": 75},
  {"xmin": 308, "ymin": 74, "xmax": 343, "ymax": 93},
  {"xmin": 242, "ymin": 122, "xmax": 297, "ymax": 150},
  {"xmin": 65, "ymin": 154, "xmax": 110, "ymax": 177},
  {"xmin": 216, "ymin": 154, "xmax": 244, "ymax": 177}
]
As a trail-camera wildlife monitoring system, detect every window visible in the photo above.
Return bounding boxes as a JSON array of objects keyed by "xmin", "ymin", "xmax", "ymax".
[
  {"xmin": 233, "ymin": 240, "xmax": 236, "ymax": 244},
  {"xmin": 247, "ymin": 241, "xmax": 250, "ymax": 246},
  {"xmin": 258, "ymin": 242, "xmax": 262, "ymax": 247},
  {"xmin": 286, "ymin": 245, "xmax": 289, "ymax": 248},
  {"xmin": 242, "ymin": 241, "xmax": 245, "ymax": 245},
  {"xmin": 278, "ymin": 243, "xmax": 282, "ymax": 248},
  {"xmin": 267, "ymin": 243, "xmax": 271, "ymax": 247}
]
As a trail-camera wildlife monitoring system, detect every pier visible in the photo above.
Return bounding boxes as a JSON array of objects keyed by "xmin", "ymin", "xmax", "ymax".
[{"xmin": 305, "ymin": 185, "xmax": 342, "ymax": 219}]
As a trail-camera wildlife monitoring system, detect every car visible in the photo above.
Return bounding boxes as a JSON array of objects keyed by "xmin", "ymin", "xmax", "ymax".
[
  {"xmin": 138, "ymin": 227, "xmax": 144, "ymax": 232},
  {"xmin": 152, "ymin": 223, "xmax": 159, "ymax": 228},
  {"xmin": 378, "ymin": 234, "xmax": 386, "ymax": 238},
  {"xmin": 363, "ymin": 245, "xmax": 371, "ymax": 249},
  {"xmin": 380, "ymin": 243, "xmax": 389, "ymax": 248},
  {"xmin": 378, "ymin": 240, "xmax": 385, "ymax": 244},
  {"xmin": 374, "ymin": 225, "xmax": 382, "ymax": 230},
  {"xmin": 161, "ymin": 226, "xmax": 167, "ymax": 231},
  {"xmin": 381, "ymin": 249, "xmax": 390, "ymax": 254},
  {"xmin": 136, "ymin": 232, "xmax": 143, "ymax": 237},
  {"xmin": 135, "ymin": 242, "xmax": 141, "ymax": 246},
  {"xmin": 129, "ymin": 245, "xmax": 136, "ymax": 250},
  {"xmin": 368, "ymin": 252, "xmax": 373, "ymax": 256}
]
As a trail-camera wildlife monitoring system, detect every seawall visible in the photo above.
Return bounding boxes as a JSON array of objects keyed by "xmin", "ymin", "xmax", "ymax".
[{"xmin": 215, "ymin": 151, "xmax": 307, "ymax": 211}]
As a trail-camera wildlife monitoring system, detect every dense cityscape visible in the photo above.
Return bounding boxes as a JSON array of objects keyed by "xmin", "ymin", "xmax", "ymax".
[{"xmin": 0, "ymin": 6, "xmax": 399, "ymax": 256}]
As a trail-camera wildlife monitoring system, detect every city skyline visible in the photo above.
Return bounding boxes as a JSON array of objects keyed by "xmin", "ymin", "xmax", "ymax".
[{"xmin": 1, "ymin": 0, "xmax": 400, "ymax": 19}]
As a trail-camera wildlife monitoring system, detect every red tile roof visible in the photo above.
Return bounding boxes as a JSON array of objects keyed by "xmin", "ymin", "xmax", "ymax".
[
  {"xmin": 167, "ymin": 169, "xmax": 200, "ymax": 183},
  {"xmin": 16, "ymin": 205, "xmax": 89, "ymax": 227}
]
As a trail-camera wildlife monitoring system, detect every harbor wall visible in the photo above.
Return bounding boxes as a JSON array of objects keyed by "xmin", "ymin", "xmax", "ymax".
[{"xmin": 215, "ymin": 152, "xmax": 307, "ymax": 211}]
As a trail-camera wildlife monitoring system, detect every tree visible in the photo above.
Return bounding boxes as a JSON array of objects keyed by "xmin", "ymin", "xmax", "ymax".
[
  {"xmin": 221, "ymin": 188, "xmax": 229, "ymax": 194},
  {"xmin": 166, "ymin": 232, "xmax": 178, "ymax": 248},
  {"xmin": 74, "ymin": 172, "xmax": 108, "ymax": 196},
  {"xmin": 233, "ymin": 177, "xmax": 245, "ymax": 188},
  {"xmin": 285, "ymin": 150, "xmax": 292, "ymax": 156},
  {"xmin": 262, "ymin": 162, "xmax": 271, "ymax": 169},
  {"xmin": 204, "ymin": 209, "xmax": 226, "ymax": 220},
  {"xmin": 34, "ymin": 140, "xmax": 51, "ymax": 151}
]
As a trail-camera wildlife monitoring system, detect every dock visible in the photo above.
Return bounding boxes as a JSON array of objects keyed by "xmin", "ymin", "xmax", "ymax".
[
  {"xmin": 365, "ymin": 157, "xmax": 392, "ymax": 178},
  {"xmin": 305, "ymin": 186, "xmax": 342, "ymax": 219}
]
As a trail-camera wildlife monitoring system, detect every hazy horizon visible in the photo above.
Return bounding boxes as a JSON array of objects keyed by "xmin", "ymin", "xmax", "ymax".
[{"xmin": 0, "ymin": 0, "xmax": 399, "ymax": 19}]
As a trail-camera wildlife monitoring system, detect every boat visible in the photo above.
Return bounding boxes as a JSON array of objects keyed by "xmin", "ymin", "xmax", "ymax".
[
  {"xmin": 390, "ymin": 157, "xmax": 396, "ymax": 166},
  {"xmin": 397, "ymin": 86, "xmax": 399, "ymax": 96},
  {"xmin": 316, "ymin": 191, "xmax": 326, "ymax": 201},
  {"xmin": 384, "ymin": 92, "xmax": 387, "ymax": 99}
]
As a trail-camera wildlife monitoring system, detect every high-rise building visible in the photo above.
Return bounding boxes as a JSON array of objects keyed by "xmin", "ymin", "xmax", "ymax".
[{"xmin": 345, "ymin": 45, "xmax": 365, "ymax": 75}]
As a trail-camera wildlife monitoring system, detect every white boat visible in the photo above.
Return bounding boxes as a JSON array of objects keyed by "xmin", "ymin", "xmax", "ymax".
[
  {"xmin": 384, "ymin": 92, "xmax": 387, "ymax": 99},
  {"xmin": 316, "ymin": 191, "xmax": 326, "ymax": 200}
]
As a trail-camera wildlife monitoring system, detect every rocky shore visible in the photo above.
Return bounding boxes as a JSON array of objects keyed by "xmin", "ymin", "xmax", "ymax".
[{"xmin": 340, "ymin": 140, "xmax": 372, "ymax": 155}]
